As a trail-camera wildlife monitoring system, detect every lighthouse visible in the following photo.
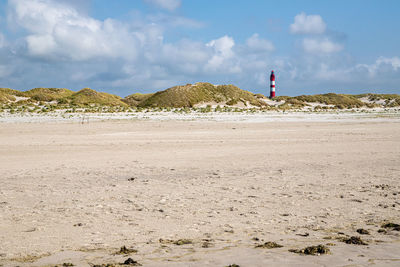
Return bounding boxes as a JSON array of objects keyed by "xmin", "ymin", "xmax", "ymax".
[{"xmin": 270, "ymin": 70, "xmax": 275, "ymax": 98}]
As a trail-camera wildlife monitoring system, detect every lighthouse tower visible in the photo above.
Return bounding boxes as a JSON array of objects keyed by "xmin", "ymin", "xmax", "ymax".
[{"xmin": 270, "ymin": 70, "xmax": 275, "ymax": 98}]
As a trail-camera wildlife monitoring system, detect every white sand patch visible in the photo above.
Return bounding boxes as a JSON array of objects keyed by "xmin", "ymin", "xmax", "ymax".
[
  {"xmin": 0, "ymin": 109, "xmax": 399, "ymax": 124},
  {"xmin": 260, "ymin": 98, "xmax": 284, "ymax": 106},
  {"xmin": 11, "ymin": 96, "xmax": 30, "ymax": 102},
  {"xmin": 359, "ymin": 97, "xmax": 386, "ymax": 105},
  {"xmin": 305, "ymin": 102, "xmax": 335, "ymax": 107}
]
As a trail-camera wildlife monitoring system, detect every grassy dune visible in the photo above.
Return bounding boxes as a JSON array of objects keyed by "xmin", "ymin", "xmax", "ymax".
[
  {"xmin": 0, "ymin": 88, "xmax": 25, "ymax": 103},
  {"xmin": 65, "ymin": 88, "xmax": 128, "ymax": 107},
  {"xmin": 275, "ymin": 93, "xmax": 368, "ymax": 109},
  {"xmin": 354, "ymin": 93, "xmax": 400, "ymax": 107},
  {"xmin": 23, "ymin": 88, "xmax": 74, "ymax": 102},
  {"xmin": 0, "ymin": 84, "xmax": 399, "ymax": 112},
  {"xmin": 123, "ymin": 93, "xmax": 154, "ymax": 106},
  {"xmin": 137, "ymin": 83, "xmax": 267, "ymax": 108}
]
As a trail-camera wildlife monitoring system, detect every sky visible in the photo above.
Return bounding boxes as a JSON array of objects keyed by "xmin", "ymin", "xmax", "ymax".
[{"xmin": 0, "ymin": 0, "xmax": 399, "ymax": 96}]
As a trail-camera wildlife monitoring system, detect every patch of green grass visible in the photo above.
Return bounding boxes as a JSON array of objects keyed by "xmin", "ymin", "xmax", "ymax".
[
  {"xmin": 354, "ymin": 93, "xmax": 399, "ymax": 101},
  {"xmin": 23, "ymin": 88, "xmax": 74, "ymax": 101},
  {"xmin": 274, "ymin": 95, "xmax": 291, "ymax": 101},
  {"xmin": 123, "ymin": 93, "xmax": 154, "ymax": 106},
  {"xmin": 138, "ymin": 83, "xmax": 267, "ymax": 108},
  {"xmin": 66, "ymin": 88, "xmax": 128, "ymax": 107},
  {"xmin": 0, "ymin": 91, "xmax": 16, "ymax": 103},
  {"xmin": 353, "ymin": 93, "xmax": 400, "ymax": 107},
  {"xmin": 294, "ymin": 93, "xmax": 365, "ymax": 108},
  {"xmin": 0, "ymin": 88, "xmax": 26, "ymax": 103}
]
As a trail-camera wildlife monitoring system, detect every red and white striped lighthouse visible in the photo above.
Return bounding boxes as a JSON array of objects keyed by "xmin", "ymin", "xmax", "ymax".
[{"xmin": 269, "ymin": 70, "xmax": 276, "ymax": 98}]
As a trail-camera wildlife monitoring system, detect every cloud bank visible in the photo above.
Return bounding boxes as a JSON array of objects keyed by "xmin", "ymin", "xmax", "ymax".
[{"xmin": 0, "ymin": 1, "xmax": 398, "ymax": 96}]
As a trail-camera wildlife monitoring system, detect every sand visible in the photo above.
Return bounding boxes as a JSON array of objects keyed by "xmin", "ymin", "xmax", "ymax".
[
  {"xmin": 1, "ymin": 115, "xmax": 400, "ymax": 266},
  {"xmin": 1, "ymin": 109, "xmax": 399, "ymax": 123}
]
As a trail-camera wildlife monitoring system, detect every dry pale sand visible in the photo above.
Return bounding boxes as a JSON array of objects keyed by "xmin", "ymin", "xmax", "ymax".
[{"xmin": 1, "ymin": 118, "xmax": 400, "ymax": 266}]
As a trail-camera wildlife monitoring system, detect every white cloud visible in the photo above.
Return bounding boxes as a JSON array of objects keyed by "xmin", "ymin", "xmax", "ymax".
[
  {"xmin": 290, "ymin": 12, "xmax": 326, "ymax": 34},
  {"xmin": 144, "ymin": 0, "xmax": 181, "ymax": 11},
  {"xmin": 246, "ymin": 33, "xmax": 274, "ymax": 52},
  {"xmin": 356, "ymin": 56, "xmax": 400, "ymax": 77},
  {"xmin": 375, "ymin": 56, "xmax": 400, "ymax": 70},
  {"xmin": 8, "ymin": 0, "xmax": 144, "ymax": 61},
  {"xmin": 207, "ymin": 35, "xmax": 235, "ymax": 58},
  {"xmin": 9, "ymin": 0, "xmax": 87, "ymax": 34},
  {"xmin": 302, "ymin": 38, "xmax": 343, "ymax": 54},
  {"xmin": 205, "ymin": 35, "xmax": 241, "ymax": 73},
  {"xmin": 5, "ymin": 0, "xmax": 250, "ymax": 90}
]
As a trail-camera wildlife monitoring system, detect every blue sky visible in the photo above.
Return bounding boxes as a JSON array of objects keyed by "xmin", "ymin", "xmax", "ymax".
[{"xmin": 0, "ymin": 0, "xmax": 399, "ymax": 96}]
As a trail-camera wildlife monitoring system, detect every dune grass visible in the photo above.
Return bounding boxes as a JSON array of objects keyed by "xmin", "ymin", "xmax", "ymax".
[
  {"xmin": 138, "ymin": 83, "xmax": 267, "ymax": 108},
  {"xmin": 353, "ymin": 93, "xmax": 400, "ymax": 107},
  {"xmin": 123, "ymin": 93, "xmax": 154, "ymax": 106},
  {"xmin": 0, "ymin": 85, "xmax": 399, "ymax": 111},
  {"xmin": 66, "ymin": 88, "xmax": 128, "ymax": 107},
  {"xmin": 0, "ymin": 88, "xmax": 26, "ymax": 103},
  {"xmin": 23, "ymin": 88, "xmax": 74, "ymax": 101}
]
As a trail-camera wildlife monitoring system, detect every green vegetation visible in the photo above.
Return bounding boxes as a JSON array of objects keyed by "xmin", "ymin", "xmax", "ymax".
[
  {"xmin": 137, "ymin": 83, "xmax": 267, "ymax": 108},
  {"xmin": 122, "ymin": 93, "xmax": 154, "ymax": 106},
  {"xmin": 0, "ymin": 91, "xmax": 16, "ymax": 103},
  {"xmin": 0, "ymin": 84, "xmax": 399, "ymax": 112},
  {"xmin": 293, "ymin": 93, "xmax": 365, "ymax": 108},
  {"xmin": 275, "ymin": 92, "xmax": 396, "ymax": 109},
  {"xmin": 0, "ymin": 88, "xmax": 25, "ymax": 103},
  {"xmin": 356, "ymin": 93, "xmax": 400, "ymax": 107},
  {"xmin": 23, "ymin": 88, "xmax": 74, "ymax": 101},
  {"xmin": 66, "ymin": 88, "xmax": 127, "ymax": 107}
]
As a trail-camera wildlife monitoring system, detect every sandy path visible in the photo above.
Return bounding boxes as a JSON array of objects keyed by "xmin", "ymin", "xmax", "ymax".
[{"xmin": 0, "ymin": 120, "xmax": 399, "ymax": 266}]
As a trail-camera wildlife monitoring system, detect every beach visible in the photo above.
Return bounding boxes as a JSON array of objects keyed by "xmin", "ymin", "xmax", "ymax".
[{"xmin": 1, "ymin": 115, "xmax": 400, "ymax": 266}]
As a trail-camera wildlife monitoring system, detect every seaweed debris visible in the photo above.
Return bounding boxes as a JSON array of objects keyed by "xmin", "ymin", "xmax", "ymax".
[
  {"xmin": 356, "ymin": 229, "xmax": 370, "ymax": 235},
  {"xmin": 289, "ymin": 245, "xmax": 330, "ymax": 255},
  {"xmin": 343, "ymin": 236, "xmax": 368, "ymax": 245},
  {"xmin": 123, "ymin": 258, "xmax": 141, "ymax": 266},
  {"xmin": 381, "ymin": 223, "xmax": 400, "ymax": 231},
  {"xmin": 159, "ymin": 238, "xmax": 193, "ymax": 245},
  {"xmin": 92, "ymin": 257, "xmax": 141, "ymax": 267},
  {"xmin": 116, "ymin": 246, "xmax": 138, "ymax": 255},
  {"xmin": 255, "ymin": 242, "xmax": 283, "ymax": 249}
]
